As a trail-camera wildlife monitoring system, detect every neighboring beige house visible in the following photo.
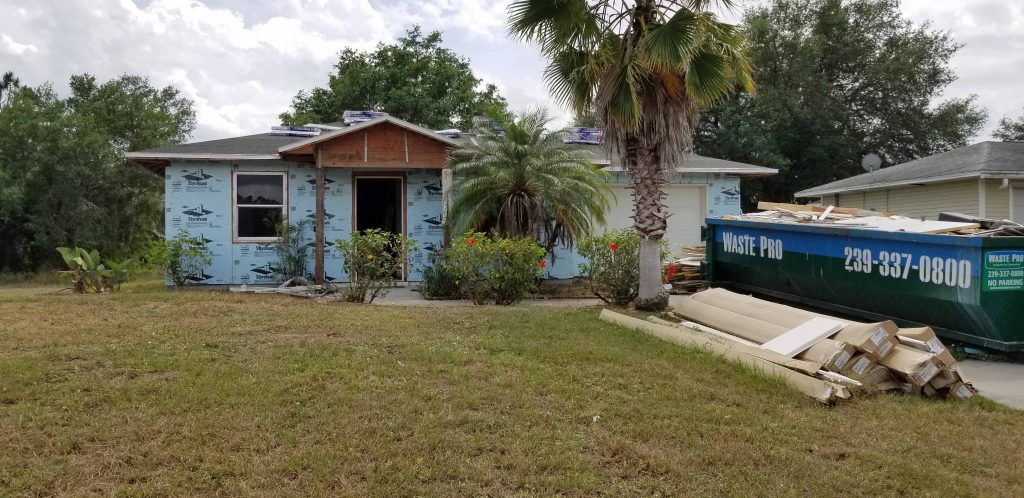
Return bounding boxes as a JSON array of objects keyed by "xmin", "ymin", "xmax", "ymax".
[{"xmin": 795, "ymin": 141, "xmax": 1024, "ymax": 222}]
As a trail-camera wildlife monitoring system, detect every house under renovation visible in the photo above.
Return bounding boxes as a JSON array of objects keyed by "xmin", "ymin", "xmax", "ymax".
[{"xmin": 127, "ymin": 113, "xmax": 777, "ymax": 285}]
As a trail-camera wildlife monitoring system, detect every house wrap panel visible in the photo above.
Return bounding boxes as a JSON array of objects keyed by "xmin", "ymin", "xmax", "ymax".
[
  {"xmin": 165, "ymin": 162, "xmax": 232, "ymax": 285},
  {"xmin": 406, "ymin": 169, "xmax": 445, "ymax": 281}
]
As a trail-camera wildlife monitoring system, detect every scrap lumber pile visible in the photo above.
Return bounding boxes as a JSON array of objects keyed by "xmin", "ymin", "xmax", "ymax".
[
  {"xmin": 229, "ymin": 277, "xmax": 339, "ymax": 299},
  {"xmin": 734, "ymin": 202, "xmax": 991, "ymax": 235},
  {"xmin": 939, "ymin": 212, "xmax": 1024, "ymax": 237},
  {"xmin": 665, "ymin": 243, "xmax": 705, "ymax": 292},
  {"xmin": 599, "ymin": 309, "xmax": 853, "ymax": 404},
  {"xmin": 655, "ymin": 288, "xmax": 976, "ymax": 402}
]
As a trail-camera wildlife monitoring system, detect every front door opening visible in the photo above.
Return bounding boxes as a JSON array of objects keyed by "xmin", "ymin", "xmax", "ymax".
[
  {"xmin": 354, "ymin": 176, "xmax": 405, "ymax": 280},
  {"xmin": 355, "ymin": 177, "xmax": 403, "ymax": 234}
]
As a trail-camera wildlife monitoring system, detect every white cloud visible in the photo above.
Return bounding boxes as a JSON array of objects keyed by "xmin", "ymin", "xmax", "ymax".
[
  {"xmin": 900, "ymin": 0, "xmax": 1024, "ymax": 137},
  {"xmin": 0, "ymin": 33, "xmax": 37, "ymax": 56},
  {"xmin": 372, "ymin": 0, "xmax": 511, "ymax": 39},
  {"xmin": 0, "ymin": 0, "xmax": 397, "ymax": 140},
  {"xmin": 1, "ymin": 0, "xmax": 1019, "ymax": 143}
]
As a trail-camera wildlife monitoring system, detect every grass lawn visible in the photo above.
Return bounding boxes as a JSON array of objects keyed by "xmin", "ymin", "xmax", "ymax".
[{"xmin": 2, "ymin": 280, "xmax": 1023, "ymax": 496}]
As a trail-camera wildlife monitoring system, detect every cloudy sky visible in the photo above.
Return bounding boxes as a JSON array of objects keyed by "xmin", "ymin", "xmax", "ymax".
[{"xmin": 2, "ymin": 0, "xmax": 1022, "ymax": 143}]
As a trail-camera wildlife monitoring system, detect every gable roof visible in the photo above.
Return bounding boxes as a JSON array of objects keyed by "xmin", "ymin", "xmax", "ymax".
[
  {"xmin": 278, "ymin": 115, "xmax": 461, "ymax": 153},
  {"xmin": 795, "ymin": 141, "xmax": 1024, "ymax": 198}
]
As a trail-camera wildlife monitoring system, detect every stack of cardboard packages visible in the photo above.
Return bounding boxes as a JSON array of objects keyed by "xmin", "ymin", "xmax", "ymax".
[{"xmin": 670, "ymin": 288, "xmax": 976, "ymax": 400}]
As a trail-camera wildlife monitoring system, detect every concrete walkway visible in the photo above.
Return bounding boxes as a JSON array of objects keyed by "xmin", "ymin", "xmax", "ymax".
[
  {"xmin": 959, "ymin": 360, "xmax": 1024, "ymax": 410},
  {"xmin": 372, "ymin": 287, "xmax": 604, "ymax": 308}
]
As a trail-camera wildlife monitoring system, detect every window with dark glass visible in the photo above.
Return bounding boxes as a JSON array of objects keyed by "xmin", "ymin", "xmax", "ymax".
[{"xmin": 234, "ymin": 172, "xmax": 286, "ymax": 240}]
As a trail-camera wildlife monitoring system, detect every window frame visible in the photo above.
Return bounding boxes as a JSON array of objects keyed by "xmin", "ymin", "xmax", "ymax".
[{"xmin": 232, "ymin": 171, "xmax": 288, "ymax": 243}]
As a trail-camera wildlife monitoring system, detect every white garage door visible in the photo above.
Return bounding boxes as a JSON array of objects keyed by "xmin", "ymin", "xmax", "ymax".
[{"xmin": 602, "ymin": 185, "xmax": 706, "ymax": 248}]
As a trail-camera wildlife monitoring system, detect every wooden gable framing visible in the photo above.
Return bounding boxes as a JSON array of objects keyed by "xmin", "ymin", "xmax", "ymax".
[{"xmin": 278, "ymin": 117, "xmax": 456, "ymax": 169}]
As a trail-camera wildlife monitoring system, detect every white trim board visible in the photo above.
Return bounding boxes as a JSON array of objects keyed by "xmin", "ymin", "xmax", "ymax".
[
  {"xmin": 1012, "ymin": 185, "xmax": 1024, "ymax": 223},
  {"xmin": 761, "ymin": 318, "xmax": 845, "ymax": 358}
]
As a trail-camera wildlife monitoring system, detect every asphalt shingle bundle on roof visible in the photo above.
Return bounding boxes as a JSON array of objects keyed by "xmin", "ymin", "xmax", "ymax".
[{"xmin": 796, "ymin": 141, "xmax": 1024, "ymax": 197}]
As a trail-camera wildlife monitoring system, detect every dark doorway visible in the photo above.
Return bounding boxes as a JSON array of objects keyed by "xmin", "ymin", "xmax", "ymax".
[{"xmin": 355, "ymin": 177, "xmax": 403, "ymax": 234}]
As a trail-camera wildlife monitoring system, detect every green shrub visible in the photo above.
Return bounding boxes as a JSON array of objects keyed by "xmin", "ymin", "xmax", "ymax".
[
  {"xmin": 55, "ymin": 247, "xmax": 134, "ymax": 293},
  {"xmin": 447, "ymin": 231, "xmax": 546, "ymax": 305},
  {"xmin": 335, "ymin": 229, "xmax": 417, "ymax": 303},
  {"xmin": 274, "ymin": 219, "xmax": 312, "ymax": 281},
  {"xmin": 143, "ymin": 238, "xmax": 168, "ymax": 271},
  {"xmin": 165, "ymin": 231, "xmax": 212, "ymax": 287},
  {"xmin": 420, "ymin": 247, "xmax": 461, "ymax": 299},
  {"xmin": 578, "ymin": 229, "xmax": 667, "ymax": 306}
]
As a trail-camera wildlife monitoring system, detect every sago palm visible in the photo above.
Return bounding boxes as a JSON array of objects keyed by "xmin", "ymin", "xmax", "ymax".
[
  {"xmin": 508, "ymin": 0, "xmax": 754, "ymax": 310},
  {"xmin": 449, "ymin": 109, "xmax": 611, "ymax": 255}
]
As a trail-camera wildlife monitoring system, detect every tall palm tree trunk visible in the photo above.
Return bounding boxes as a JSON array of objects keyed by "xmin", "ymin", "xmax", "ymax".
[
  {"xmin": 507, "ymin": 0, "xmax": 753, "ymax": 311},
  {"xmin": 625, "ymin": 131, "xmax": 669, "ymax": 310}
]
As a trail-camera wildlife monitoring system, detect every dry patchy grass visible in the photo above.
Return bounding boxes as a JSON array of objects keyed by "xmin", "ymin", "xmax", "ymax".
[{"xmin": 1, "ymin": 279, "xmax": 1023, "ymax": 496}]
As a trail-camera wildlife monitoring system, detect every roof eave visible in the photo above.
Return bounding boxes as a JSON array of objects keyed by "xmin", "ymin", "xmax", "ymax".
[
  {"xmin": 682, "ymin": 167, "xmax": 779, "ymax": 177},
  {"xmin": 602, "ymin": 166, "xmax": 778, "ymax": 176},
  {"xmin": 124, "ymin": 152, "xmax": 282, "ymax": 161},
  {"xmin": 794, "ymin": 171, "xmax": 993, "ymax": 197}
]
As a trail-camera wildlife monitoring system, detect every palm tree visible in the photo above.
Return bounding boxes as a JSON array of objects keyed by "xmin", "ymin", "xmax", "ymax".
[
  {"xmin": 449, "ymin": 109, "xmax": 611, "ymax": 255},
  {"xmin": 0, "ymin": 71, "xmax": 20, "ymax": 107},
  {"xmin": 508, "ymin": 1, "xmax": 754, "ymax": 310}
]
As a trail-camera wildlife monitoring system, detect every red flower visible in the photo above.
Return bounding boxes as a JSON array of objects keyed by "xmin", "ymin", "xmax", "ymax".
[
  {"xmin": 665, "ymin": 265, "xmax": 676, "ymax": 283},
  {"xmin": 539, "ymin": 259, "xmax": 547, "ymax": 269},
  {"xmin": 467, "ymin": 237, "xmax": 477, "ymax": 246},
  {"xmin": 609, "ymin": 243, "xmax": 619, "ymax": 252}
]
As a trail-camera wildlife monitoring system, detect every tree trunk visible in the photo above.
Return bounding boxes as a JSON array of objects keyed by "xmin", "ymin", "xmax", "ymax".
[
  {"xmin": 635, "ymin": 236, "xmax": 666, "ymax": 310},
  {"xmin": 627, "ymin": 135, "xmax": 669, "ymax": 311}
]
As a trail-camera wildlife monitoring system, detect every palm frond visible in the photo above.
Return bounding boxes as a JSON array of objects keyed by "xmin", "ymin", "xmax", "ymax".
[
  {"xmin": 638, "ymin": 7, "xmax": 699, "ymax": 69},
  {"xmin": 448, "ymin": 108, "xmax": 611, "ymax": 250},
  {"xmin": 684, "ymin": 48, "xmax": 733, "ymax": 106}
]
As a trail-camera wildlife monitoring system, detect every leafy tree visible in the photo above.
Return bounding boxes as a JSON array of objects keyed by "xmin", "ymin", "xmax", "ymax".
[
  {"xmin": 280, "ymin": 26, "xmax": 509, "ymax": 131},
  {"xmin": 449, "ymin": 109, "xmax": 611, "ymax": 255},
  {"xmin": 695, "ymin": 0, "xmax": 988, "ymax": 207},
  {"xmin": 0, "ymin": 74, "xmax": 195, "ymax": 271},
  {"xmin": 509, "ymin": 0, "xmax": 754, "ymax": 310},
  {"xmin": 993, "ymin": 108, "xmax": 1024, "ymax": 141}
]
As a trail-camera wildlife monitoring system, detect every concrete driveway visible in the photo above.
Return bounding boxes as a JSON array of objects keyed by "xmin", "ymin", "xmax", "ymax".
[{"xmin": 959, "ymin": 360, "xmax": 1024, "ymax": 410}]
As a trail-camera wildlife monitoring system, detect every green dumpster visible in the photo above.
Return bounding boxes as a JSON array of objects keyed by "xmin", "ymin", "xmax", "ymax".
[{"xmin": 705, "ymin": 218, "xmax": 1024, "ymax": 351}]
